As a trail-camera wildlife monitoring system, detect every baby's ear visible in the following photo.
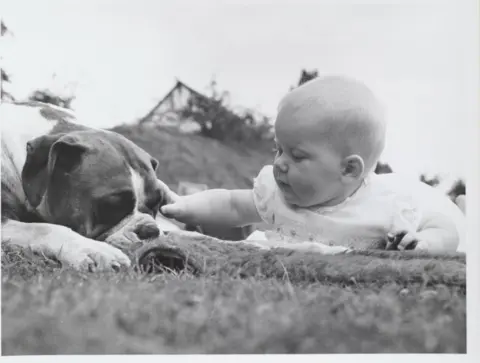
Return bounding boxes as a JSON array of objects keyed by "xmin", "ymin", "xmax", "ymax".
[{"xmin": 341, "ymin": 155, "xmax": 364, "ymax": 179}]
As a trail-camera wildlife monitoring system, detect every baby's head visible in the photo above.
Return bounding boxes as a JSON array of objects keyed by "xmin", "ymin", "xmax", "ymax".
[{"xmin": 273, "ymin": 75, "xmax": 386, "ymax": 208}]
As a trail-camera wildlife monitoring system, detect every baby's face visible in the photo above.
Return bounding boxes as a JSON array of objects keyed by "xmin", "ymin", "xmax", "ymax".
[
  {"xmin": 273, "ymin": 111, "xmax": 347, "ymax": 208},
  {"xmin": 272, "ymin": 75, "xmax": 384, "ymax": 208}
]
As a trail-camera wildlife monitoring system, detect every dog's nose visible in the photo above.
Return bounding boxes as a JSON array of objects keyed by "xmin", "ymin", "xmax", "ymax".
[{"xmin": 134, "ymin": 224, "xmax": 160, "ymax": 240}]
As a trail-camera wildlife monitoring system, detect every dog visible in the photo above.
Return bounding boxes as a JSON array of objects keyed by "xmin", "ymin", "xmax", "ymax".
[{"xmin": 1, "ymin": 101, "xmax": 180, "ymax": 271}]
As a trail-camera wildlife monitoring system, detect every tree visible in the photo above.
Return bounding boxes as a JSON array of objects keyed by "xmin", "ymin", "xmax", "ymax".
[
  {"xmin": 419, "ymin": 174, "xmax": 441, "ymax": 188},
  {"xmin": 297, "ymin": 69, "xmax": 319, "ymax": 87},
  {"xmin": 180, "ymin": 79, "xmax": 273, "ymax": 146},
  {"xmin": 1, "ymin": 21, "xmax": 74, "ymax": 108},
  {"xmin": 0, "ymin": 20, "xmax": 8, "ymax": 36},
  {"xmin": 0, "ymin": 20, "xmax": 15, "ymax": 102},
  {"xmin": 447, "ymin": 179, "xmax": 466, "ymax": 200},
  {"xmin": 28, "ymin": 89, "xmax": 75, "ymax": 109},
  {"xmin": 374, "ymin": 161, "xmax": 393, "ymax": 174},
  {"xmin": 180, "ymin": 80, "xmax": 236, "ymax": 140},
  {"xmin": 290, "ymin": 69, "xmax": 319, "ymax": 90}
]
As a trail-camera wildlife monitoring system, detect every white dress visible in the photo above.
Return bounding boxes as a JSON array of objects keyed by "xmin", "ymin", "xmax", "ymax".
[{"xmin": 248, "ymin": 165, "xmax": 466, "ymax": 252}]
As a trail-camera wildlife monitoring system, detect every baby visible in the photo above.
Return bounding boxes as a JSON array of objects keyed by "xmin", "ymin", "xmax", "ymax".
[{"xmin": 160, "ymin": 76, "xmax": 465, "ymax": 254}]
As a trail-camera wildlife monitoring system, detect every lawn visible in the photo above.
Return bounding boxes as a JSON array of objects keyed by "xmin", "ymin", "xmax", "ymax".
[
  {"xmin": 1, "ymin": 237, "xmax": 466, "ymax": 354},
  {"xmin": 1, "ymin": 124, "xmax": 467, "ymax": 354}
]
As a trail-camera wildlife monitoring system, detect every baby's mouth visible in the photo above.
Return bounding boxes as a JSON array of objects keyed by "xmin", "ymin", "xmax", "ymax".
[
  {"xmin": 273, "ymin": 168, "xmax": 291, "ymax": 191},
  {"xmin": 275, "ymin": 177, "xmax": 291, "ymax": 191}
]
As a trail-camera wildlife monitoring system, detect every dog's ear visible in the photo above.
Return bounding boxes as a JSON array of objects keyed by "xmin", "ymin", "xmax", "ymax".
[
  {"xmin": 22, "ymin": 134, "xmax": 89, "ymax": 208},
  {"xmin": 48, "ymin": 137, "xmax": 89, "ymax": 174}
]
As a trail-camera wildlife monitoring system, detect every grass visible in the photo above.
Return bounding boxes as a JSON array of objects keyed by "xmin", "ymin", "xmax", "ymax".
[
  {"xmin": 1, "ymin": 124, "xmax": 467, "ymax": 354},
  {"xmin": 1, "ymin": 242, "xmax": 466, "ymax": 354}
]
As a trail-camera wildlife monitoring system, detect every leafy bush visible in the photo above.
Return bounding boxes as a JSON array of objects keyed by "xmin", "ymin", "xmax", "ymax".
[
  {"xmin": 179, "ymin": 80, "xmax": 273, "ymax": 147},
  {"xmin": 28, "ymin": 89, "xmax": 75, "ymax": 109},
  {"xmin": 447, "ymin": 179, "xmax": 466, "ymax": 200},
  {"xmin": 374, "ymin": 161, "xmax": 393, "ymax": 174}
]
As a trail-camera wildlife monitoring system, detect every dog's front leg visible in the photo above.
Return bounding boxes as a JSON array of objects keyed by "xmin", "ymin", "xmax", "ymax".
[{"xmin": 1, "ymin": 220, "xmax": 131, "ymax": 271}]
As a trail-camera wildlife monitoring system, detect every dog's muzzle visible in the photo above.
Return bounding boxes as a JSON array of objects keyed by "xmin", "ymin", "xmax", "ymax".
[{"xmin": 102, "ymin": 212, "xmax": 161, "ymax": 249}]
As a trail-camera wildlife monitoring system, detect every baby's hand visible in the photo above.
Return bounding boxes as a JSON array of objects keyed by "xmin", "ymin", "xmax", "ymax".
[
  {"xmin": 160, "ymin": 196, "xmax": 195, "ymax": 225},
  {"xmin": 156, "ymin": 178, "xmax": 180, "ymax": 207},
  {"xmin": 160, "ymin": 190, "xmax": 233, "ymax": 227},
  {"xmin": 386, "ymin": 231, "xmax": 428, "ymax": 251},
  {"xmin": 161, "ymin": 189, "xmax": 261, "ymax": 229}
]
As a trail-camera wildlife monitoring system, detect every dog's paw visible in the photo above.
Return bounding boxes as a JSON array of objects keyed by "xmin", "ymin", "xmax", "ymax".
[{"xmin": 52, "ymin": 232, "xmax": 131, "ymax": 271}]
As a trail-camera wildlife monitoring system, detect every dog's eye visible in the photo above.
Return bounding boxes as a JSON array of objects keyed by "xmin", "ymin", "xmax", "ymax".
[{"xmin": 94, "ymin": 190, "xmax": 135, "ymax": 226}]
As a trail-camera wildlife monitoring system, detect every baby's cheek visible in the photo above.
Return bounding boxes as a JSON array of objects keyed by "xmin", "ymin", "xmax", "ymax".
[{"xmin": 293, "ymin": 178, "xmax": 318, "ymax": 202}]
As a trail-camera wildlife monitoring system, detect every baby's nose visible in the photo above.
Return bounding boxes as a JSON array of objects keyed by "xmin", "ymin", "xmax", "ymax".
[{"xmin": 274, "ymin": 159, "xmax": 288, "ymax": 173}]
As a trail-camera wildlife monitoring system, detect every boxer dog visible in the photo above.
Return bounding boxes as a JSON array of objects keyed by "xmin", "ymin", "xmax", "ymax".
[{"xmin": 1, "ymin": 101, "xmax": 179, "ymax": 271}]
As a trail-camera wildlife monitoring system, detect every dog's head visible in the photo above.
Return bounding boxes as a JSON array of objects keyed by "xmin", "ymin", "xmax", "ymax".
[{"xmin": 21, "ymin": 123, "xmax": 174, "ymax": 249}]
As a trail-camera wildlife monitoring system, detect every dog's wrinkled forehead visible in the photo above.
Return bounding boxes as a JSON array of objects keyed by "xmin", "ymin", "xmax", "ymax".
[
  {"xmin": 77, "ymin": 130, "xmax": 155, "ymax": 169},
  {"xmin": 69, "ymin": 130, "xmax": 159, "ymax": 197}
]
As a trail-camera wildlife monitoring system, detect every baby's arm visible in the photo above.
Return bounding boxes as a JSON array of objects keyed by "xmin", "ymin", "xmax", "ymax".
[
  {"xmin": 396, "ymin": 210, "xmax": 462, "ymax": 252},
  {"xmin": 386, "ymin": 176, "xmax": 465, "ymax": 253},
  {"xmin": 160, "ymin": 189, "xmax": 263, "ymax": 228}
]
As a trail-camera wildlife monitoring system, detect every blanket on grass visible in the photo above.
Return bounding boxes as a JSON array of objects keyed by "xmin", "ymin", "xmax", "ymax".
[{"xmin": 126, "ymin": 231, "xmax": 466, "ymax": 289}]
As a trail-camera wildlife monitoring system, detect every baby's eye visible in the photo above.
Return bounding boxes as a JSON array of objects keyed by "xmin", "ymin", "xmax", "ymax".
[{"xmin": 291, "ymin": 151, "xmax": 306, "ymax": 161}]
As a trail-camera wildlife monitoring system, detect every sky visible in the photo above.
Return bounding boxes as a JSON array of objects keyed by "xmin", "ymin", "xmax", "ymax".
[{"xmin": 1, "ymin": 0, "xmax": 478, "ymax": 184}]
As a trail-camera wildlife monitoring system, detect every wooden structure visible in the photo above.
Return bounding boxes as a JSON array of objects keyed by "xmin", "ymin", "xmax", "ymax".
[
  {"xmin": 138, "ymin": 80, "xmax": 207, "ymax": 133},
  {"xmin": 138, "ymin": 79, "xmax": 271, "ymax": 137}
]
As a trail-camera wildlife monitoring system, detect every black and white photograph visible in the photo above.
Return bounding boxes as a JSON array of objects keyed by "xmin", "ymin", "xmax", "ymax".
[{"xmin": 1, "ymin": 0, "xmax": 478, "ymax": 357}]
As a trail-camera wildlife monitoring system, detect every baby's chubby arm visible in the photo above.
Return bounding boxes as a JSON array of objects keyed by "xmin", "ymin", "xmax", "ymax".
[
  {"xmin": 160, "ymin": 189, "xmax": 263, "ymax": 228},
  {"xmin": 417, "ymin": 216, "xmax": 460, "ymax": 252},
  {"xmin": 386, "ymin": 176, "xmax": 465, "ymax": 253},
  {"xmin": 396, "ymin": 210, "xmax": 463, "ymax": 252}
]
